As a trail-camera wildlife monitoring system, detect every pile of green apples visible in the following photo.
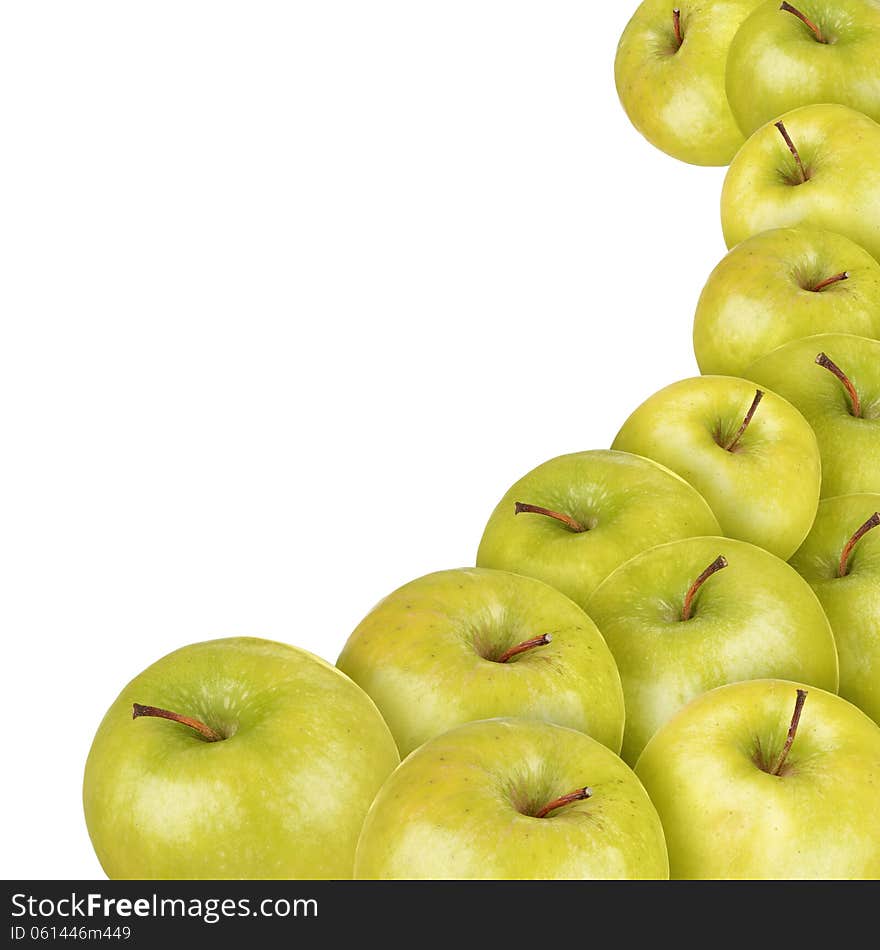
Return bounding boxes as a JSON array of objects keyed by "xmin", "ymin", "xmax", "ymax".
[{"xmin": 83, "ymin": 1, "xmax": 880, "ymax": 881}]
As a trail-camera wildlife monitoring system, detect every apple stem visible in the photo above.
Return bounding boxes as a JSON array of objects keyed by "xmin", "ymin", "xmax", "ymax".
[
  {"xmin": 514, "ymin": 502, "xmax": 587, "ymax": 533},
  {"xmin": 723, "ymin": 389, "xmax": 764, "ymax": 452},
  {"xmin": 496, "ymin": 633, "xmax": 553, "ymax": 664},
  {"xmin": 838, "ymin": 512, "xmax": 880, "ymax": 578},
  {"xmin": 672, "ymin": 8, "xmax": 683, "ymax": 48},
  {"xmin": 774, "ymin": 121, "xmax": 809, "ymax": 184},
  {"xmin": 779, "ymin": 2, "xmax": 827, "ymax": 43},
  {"xmin": 816, "ymin": 352, "xmax": 862, "ymax": 418},
  {"xmin": 534, "ymin": 786, "xmax": 593, "ymax": 819},
  {"xmin": 770, "ymin": 689, "xmax": 808, "ymax": 776},
  {"xmin": 132, "ymin": 703, "xmax": 223, "ymax": 742},
  {"xmin": 681, "ymin": 555, "xmax": 728, "ymax": 621},
  {"xmin": 811, "ymin": 271, "xmax": 849, "ymax": 292}
]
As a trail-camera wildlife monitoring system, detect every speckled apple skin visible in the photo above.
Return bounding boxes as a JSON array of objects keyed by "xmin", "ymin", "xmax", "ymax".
[
  {"xmin": 355, "ymin": 718, "xmax": 669, "ymax": 880},
  {"xmin": 721, "ymin": 104, "xmax": 880, "ymax": 262},
  {"xmin": 338, "ymin": 567, "xmax": 625, "ymax": 757},
  {"xmin": 587, "ymin": 535, "xmax": 838, "ymax": 764},
  {"xmin": 726, "ymin": 0, "xmax": 880, "ymax": 137},
  {"xmin": 615, "ymin": 0, "xmax": 764, "ymax": 165},
  {"xmin": 791, "ymin": 494, "xmax": 880, "ymax": 726},
  {"xmin": 476, "ymin": 449, "xmax": 720, "ymax": 611},
  {"xmin": 83, "ymin": 637, "xmax": 399, "ymax": 879},
  {"xmin": 694, "ymin": 228, "xmax": 880, "ymax": 377},
  {"xmin": 746, "ymin": 334, "xmax": 880, "ymax": 498},
  {"xmin": 612, "ymin": 376, "xmax": 821, "ymax": 559},
  {"xmin": 636, "ymin": 679, "xmax": 880, "ymax": 879}
]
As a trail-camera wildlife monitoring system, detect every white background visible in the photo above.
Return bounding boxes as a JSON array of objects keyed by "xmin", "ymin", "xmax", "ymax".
[{"xmin": 1, "ymin": 2, "xmax": 728, "ymax": 879}]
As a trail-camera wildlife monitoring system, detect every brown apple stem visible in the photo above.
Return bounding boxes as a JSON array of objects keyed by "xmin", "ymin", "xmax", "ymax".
[
  {"xmin": 770, "ymin": 689, "xmax": 808, "ymax": 776},
  {"xmin": 816, "ymin": 352, "xmax": 862, "ymax": 418},
  {"xmin": 838, "ymin": 512, "xmax": 880, "ymax": 578},
  {"xmin": 514, "ymin": 502, "xmax": 587, "ymax": 533},
  {"xmin": 132, "ymin": 703, "xmax": 223, "ymax": 742},
  {"xmin": 812, "ymin": 271, "xmax": 849, "ymax": 292},
  {"xmin": 774, "ymin": 121, "xmax": 809, "ymax": 183},
  {"xmin": 496, "ymin": 633, "xmax": 553, "ymax": 664},
  {"xmin": 534, "ymin": 786, "xmax": 593, "ymax": 819},
  {"xmin": 681, "ymin": 555, "xmax": 728, "ymax": 621},
  {"xmin": 723, "ymin": 389, "xmax": 764, "ymax": 452},
  {"xmin": 779, "ymin": 2, "xmax": 827, "ymax": 43},
  {"xmin": 672, "ymin": 8, "xmax": 683, "ymax": 48}
]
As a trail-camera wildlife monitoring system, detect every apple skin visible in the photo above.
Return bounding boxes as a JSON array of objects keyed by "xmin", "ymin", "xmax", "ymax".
[
  {"xmin": 476, "ymin": 449, "xmax": 720, "ymax": 611},
  {"xmin": 337, "ymin": 567, "xmax": 624, "ymax": 757},
  {"xmin": 790, "ymin": 494, "xmax": 880, "ymax": 726},
  {"xmin": 693, "ymin": 228, "xmax": 880, "ymax": 377},
  {"xmin": 586, "ymin": 536, "xmax": 838, "ymax": 765},
  {"xmin": 721, "ymin": 104, "xmax": 880, "ymax": 262},
  {"xmin": 612, "ymin": 375, "xmax": 821, "ymax": 559},
  {"xmin": 635, "ymin": 679, "xmax": 880, "ymax": 879},
  {"xmin": 614, "ymin": 0, "xmax": 764, "ymax": 165},
  {"xmin": 746, "ymin": 333, "xmax": 880, "ymax": 497},
  {"xmin": 726, "ymin": 0, "xmax": 880, "ymax": 137},
  {"xmin": 355, "ymin": 718, "xmax": 669, "ymax": 880},
  {"xmin": 83, "ymin": 637, "xmax": 400, "ymax": 879}
]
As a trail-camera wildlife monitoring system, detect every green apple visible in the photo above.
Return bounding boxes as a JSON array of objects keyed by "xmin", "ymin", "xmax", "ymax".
[
  {"xmin": 746, "ymin": 333, "xmax": 880, "ymax": 497},
  {"xmin": 721, "ymin": 104, "xmax": 880, "ymax": 261},
  {"xmin": 693, "ymin": 228, "xmax": 880, "ymax": 377},
  {"xmin": 586, "ymin": 536, "xmax": 838, "ymax": 764},
  {"xmin": 337, "ymin": 567, "xmax": 624, "ymax": 757},
  {"xmin": 612, "ymin": 375, "xmax": 821, "ymax": 558},
  {"xmin": 790, "ymin": 494, "xmax": 880, "ymax": 725},
  {"xmin": 476, "ymin": 449, "xmax": 720, "ymax": 611},
  {"xmin": 615, "ymin": 0, "xmax": 764, "ymax": 165},
  {"xmin": 83, "ymin": 637, "xmax": 400, "ymax": 879},
  {"xmin": 636, "ymin": 679, "xmax": 880, "ymax": 878},
  {"xmin": 726, "ymin": 0, "xmax": 880, "ymax": 137},
  {"xmin": 355, "ymin": 718, "xmax": 669, "ymax": 879}
]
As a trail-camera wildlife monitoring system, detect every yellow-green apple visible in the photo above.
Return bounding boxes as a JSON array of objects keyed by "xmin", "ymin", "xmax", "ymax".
[
  {"xmin": 636, "ymin": 679, "xmax": 880, "ymax": 878},
  {"xmin": 746, "ymin": 333, "xmax": 880, "ymax": 496},
  {"xmin": 337, "ymin": 567, "xmax": 624, "ymax": 757},
  {"xmin": 693, "ymin": 228, "xmax": 880, "ymax": 376},
  {"xmin": 83, "ymin": 637, "xmax": 400, "ymax": 879},
  {"xmin": 612, "ymin": 376, "xmax": 821, "ymax": 558},
  {"xmin": 476, "ymin": 449, "xmax": 720, "ymax": 610},
  {"xmin": 790, "ymin": 494, "xmax": 880, "ymax": 725},
  {"xmin": 726, "ymin": 0, "xmax": 880, "ymax": 137},
  {"xmin": 355, "ymin": 718, "xmax": 669, "ymax": 879},
  {"xmin": 721, "ymin": 104, "xmax": 880, "ymax": 261},
  {"xmin": 615, "ymin": 0, "xmax": 764, "ymax": 165},
  {"xmin": 586, "ymin": 536, "xmax": 838, "ymax": 764}
]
